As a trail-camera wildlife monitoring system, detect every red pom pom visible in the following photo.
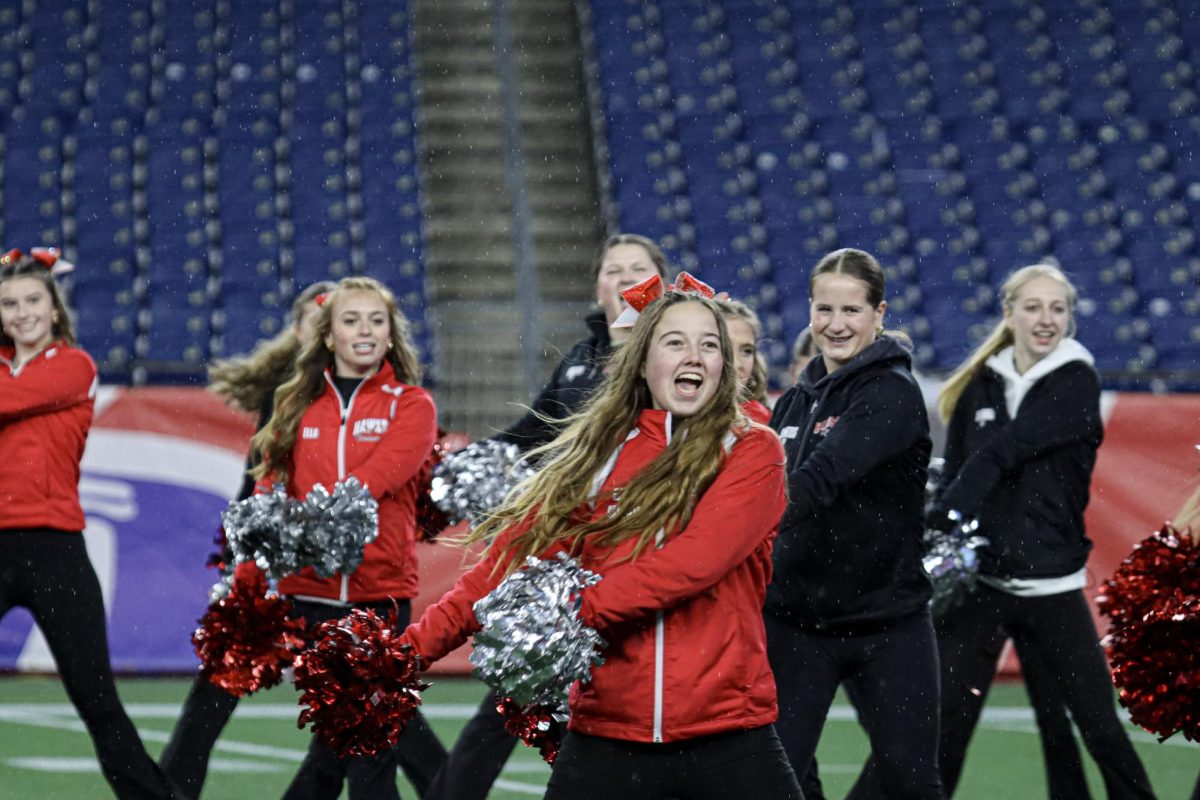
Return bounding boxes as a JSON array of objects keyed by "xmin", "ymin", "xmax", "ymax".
[
  {"xmin": 294, "ymin": 607, "xmax": 429, "ymax": 757},
  {"xmin": 496, "ymin": 696, "xmax": 562, "ymax": 764},
  {"xmin": 1099, "ymin": 525, "xmax": 1200, "ymax": 741},
  {"xmin": 1098, "ymin": 524, "xmax": 1200, "ymax": 628},
  {"xmin": 192, "ymin": 563, "xmax": 308, "ymax": 697}
]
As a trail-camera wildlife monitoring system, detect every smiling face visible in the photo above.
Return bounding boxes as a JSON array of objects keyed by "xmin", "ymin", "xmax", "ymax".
[
  {"xmin": 810, "ymin": 273, "xmax": 886, "ymax": 373},
  {"xmin": 596, "ymin": 243, "xmax": 662, "ymax": 326},
  {"xmin": 0, "ymin": 275, "xmax": 56, "ymax": 358},
  {"xmin": 641, "ymin": 301, "xmax": 724, "ymax": 418},
  {"xmin": 725, "ymin": 316, "xmax": 758, "ymax": 391},
  {"xmin": 1005, "ymin": 274, "xmax": 1072, "ymax": 374},
  {"xmin": 325, "ymin": 289, "xmax": 391, "ymax": 378}
]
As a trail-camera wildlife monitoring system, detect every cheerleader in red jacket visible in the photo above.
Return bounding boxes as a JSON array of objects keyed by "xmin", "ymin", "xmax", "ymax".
[
  {"xmin": 405, "ymin": 283, "xmax": 803, "ymax": 800},
  {"xmin": 159, "ymin": 279, "xmax": 333, "ymax": 798},
  {"xmin": 716, "ymin": 297, "xmax": 772, "ymax": 424},
  {"xmin": 250, "ymin": 276, "xmax": 439, "ymax": 800},
  {"xmin": 0, "ymin": 250, "xmax": 176, "ymax": 799}
]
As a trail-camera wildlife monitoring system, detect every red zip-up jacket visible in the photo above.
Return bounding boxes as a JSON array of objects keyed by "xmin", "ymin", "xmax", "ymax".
[
  {"xmin": 0, "ymin": 342, "xmax": 97, "ymax": 532},
  {"xmin": 406, "ymin": 409, "xmax": 787, "ymax": 743},
  {"xmin": 272, "ymin": 367, "xmax": 437, "ymax": 603}
]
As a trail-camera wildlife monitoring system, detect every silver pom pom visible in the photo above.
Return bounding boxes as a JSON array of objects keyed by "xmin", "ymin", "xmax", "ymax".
[
  {"xmin": 430, "ymin": 440, "xmax": 537, "ymax": 528},
  {"xmin": 470, "ymin": 553, "xmax": 606, "ymax": 710},
  {"xmin": 293, "ymin": 477, "xmax": 380, "ymax": 578},
  {"xmin": 221, "ymin": 486, "xmax": 304, "ymax": 580},
  {"xmin": 923, "ymin": 511, "xmax": 988, "ymax": 617},
  {"xmin": 220, "ymin": 479, "xmax": 379, "ymax": 580}
]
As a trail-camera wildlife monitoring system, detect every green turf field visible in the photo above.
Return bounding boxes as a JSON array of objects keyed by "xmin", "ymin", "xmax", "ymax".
[{"xmin": 0, "ymin": 675, "xmax": 1194, "ymax": 798}]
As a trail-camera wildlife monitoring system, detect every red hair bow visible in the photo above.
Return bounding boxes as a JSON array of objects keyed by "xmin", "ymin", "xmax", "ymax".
[
  {"xmin": 0, "ymin": 247, "xmax": 75, "ymax": 276},
  {"xmin": 611, "ymin": 272, "xmax": 716, "ymax": 329},
  {"xmin": 314, "ymin": 291, "xmax": 331, "ymax": 307}
]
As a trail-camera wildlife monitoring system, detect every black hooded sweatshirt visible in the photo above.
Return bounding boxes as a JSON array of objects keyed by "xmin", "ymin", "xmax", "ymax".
[
  {"xmin": 928, "ymin": 343, "xmax": 1102, "ymax": 581},
  {"xmin": 766, "ymin": 335, "xmax": 932, "ymax": 630},
  {"xmin": 495, "ymin": 311, "xmax": 612, "ymax": 453}
]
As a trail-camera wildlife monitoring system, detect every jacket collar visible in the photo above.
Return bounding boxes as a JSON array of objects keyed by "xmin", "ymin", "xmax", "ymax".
[
  {"xmin": 633, "ymin": 407, "xmax": 673, "ymax": 446},
  {"xmin": 797, "ymin": 335, "xmax": 913, "ymax": 396},
  {"xmin": 986, "ymin": 338, "xmax": 1094, "ymax": 418},
  {"xmin": 0, "ymin": 340, "xmax": 65, "ymax": 376},
  {"xmin": 986, "ymin": 338, "xmax": 1094, "ymax": 384},
  {"xmin": 322, "ymin": 363, "xmax": 396, "ymax": 396}
]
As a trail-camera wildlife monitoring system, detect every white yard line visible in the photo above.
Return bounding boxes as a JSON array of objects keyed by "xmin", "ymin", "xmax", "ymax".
[
  {"xmin": 0, "ymin": 701, "xmax": 551, "ymax": 792},
  {"xmin": 0, "ymin": 699, "xmax": 1192, "ymax": 787}
]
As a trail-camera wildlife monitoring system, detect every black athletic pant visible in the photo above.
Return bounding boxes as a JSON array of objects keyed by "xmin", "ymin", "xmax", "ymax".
[
  {"xmin": 543, "ymin": 725, "xmax": 803, "ymax": 800},
  {"xmin": 846, "ymin": 618, "xmax": 1089, "ymax": 799},
  {"xmin": 765, "ymin": 609, "xmax": 945, "ymax": 800},
  {"xmin": 1009, "ymin": 628, "xmax": 1091, "ymax": 799},
  {"xmin": 935, "ymin": 586, "xmax": 1155, "ymax": 799},
  {"xmin": 423, "ymin": 691, "xmax": 518, "ymax": 800},
  {"xmin": 799, "ymin": 683, "xmax": 867, "ymax": 800},
  {"xmin": 0, "ymin": 529, "xmax": 176, "ymax": 799},
  {"xmin": 280, "ymin": 598, "xmax": 446, "ymax": 800},
  {"xmin": 159, "ymin": 675, "xmax": 240, "ymax": 798}
]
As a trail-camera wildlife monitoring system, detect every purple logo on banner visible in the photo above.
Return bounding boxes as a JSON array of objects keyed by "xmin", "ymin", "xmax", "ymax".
[{"xmin": 0, "ymin": 390, "xmax": 246, "ymax": 673}]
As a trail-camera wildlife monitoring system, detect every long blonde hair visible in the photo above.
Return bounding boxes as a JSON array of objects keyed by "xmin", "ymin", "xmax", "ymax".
[
  {"xmin": 715, "ymin": 297, "xmax": 769, "ymax": 403},
  {"xmin": 474, "ymin": 293, "xmax": 746, "ymax": 572},
  {"xmin": 252, "ymin": 277, "xmax": 423, "ymax": 485},
  {"xmin": 208, "ymin": 281, "xmax": 334, "ymax": 412},
  {"xmin": 937, "ymin": 264, "xmax": 1078, "ymax": 422}
]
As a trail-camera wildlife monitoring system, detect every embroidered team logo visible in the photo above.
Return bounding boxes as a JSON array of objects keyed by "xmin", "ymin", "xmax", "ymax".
[
  {"xmin": 353, "ymin": 418, "xmax": 389, "ymax": 440},
  {"xmin": 812, "ymin": 416, "xmax": 840, "ymax": 436},
  {"xmin": 302, "ymin": 427, "xmax": 320, "ymax": 440},
  {"xmin": 974, "ymin": 408, "xmax": 996, "ymax": 427}
]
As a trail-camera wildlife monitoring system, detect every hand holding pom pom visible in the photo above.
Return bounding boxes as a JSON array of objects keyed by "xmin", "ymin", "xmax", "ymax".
[
  {"xmin": 219, "ymin": 478, "xmax": 378, "ymax": 579},
  {"xmin": 220, "ymin": 486, "xmax": 304, "ymax": 579},
  {"xmin": 470, "ymin": 553, "xmax": 606, "ymax": 712},
  {"xmin": 293, "ymin": 477, "xmax": 379, "ymax": 577},
  {"xmin": 294, "ymin": 607, "xmax": 429, "ymax": 757},
  {"xmin": 192, "ymin": 562, "xmax": 308, "ymax": 697},
  {"xmin": 922, "ymin": 511, "xmax": 989, "ymax": 617}
]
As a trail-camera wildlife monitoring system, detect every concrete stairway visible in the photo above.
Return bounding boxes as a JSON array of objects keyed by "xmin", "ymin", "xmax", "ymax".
[{"xmin": 413, "ymin": 0, "xmax": 603, "ymax": 438}]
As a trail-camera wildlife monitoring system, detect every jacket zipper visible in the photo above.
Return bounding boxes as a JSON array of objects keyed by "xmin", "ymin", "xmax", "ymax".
[
  {"xmin": 652, "ymin": 551, "xmax": 665, "ymax": 743},
  {"xmin": 326, "ymin": 373, "xmax": 364, "ymax": 603},
  {"xmin": 651, "ymin": 413, "xmax": 675, "ymax": 743}
]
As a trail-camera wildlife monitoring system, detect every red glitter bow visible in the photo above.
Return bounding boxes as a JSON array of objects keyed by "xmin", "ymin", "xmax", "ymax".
[
  {"xmin": 611, "ymin": 272, "xmax": 716, "ymax": 328},
  {"xmin": 0, "ymin": 247, "xmax": 75, "ymax": 275}
]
